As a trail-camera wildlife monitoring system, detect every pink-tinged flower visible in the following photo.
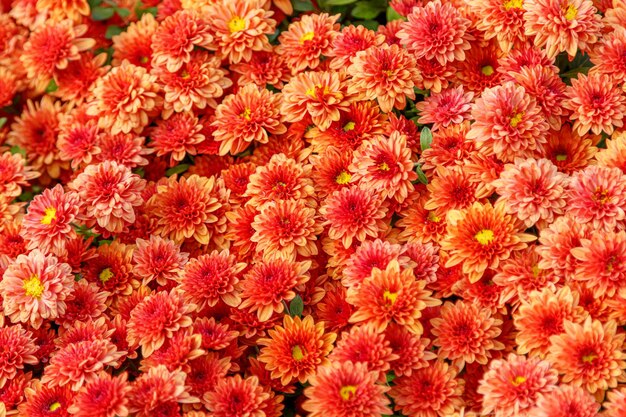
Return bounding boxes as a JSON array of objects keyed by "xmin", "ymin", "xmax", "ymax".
[
  {"xmin": 320, "ymin": 186, "xmax": 389, "ymax": 249},
  {"xmin": 187, "ymin": 353, "xmax": 231, "ymax": 402},
  {"xmin": 149, "ymin": 112, "xmax": 203, "ymax": 166},
  {"xmin": 207, "ymin": 0, "xmax": 275, "ymax": 64},
  {"xmin": 543, "ymin": 125, "xmax": 598, "ymax": 175},
  {"xmin": 385, "ymin": 322, "xmax": 436, "ymax": 377},
  {"xmin": 239, "ymin": 259, "xmax": 310, "ymax": 321},
  {"xmin": 571, "ymin": 230, "xmax": 626, "ymax": 297},
  {"xmin": 128, "ymin": 365, "xmax": 198, "ymax": 417},
  {"xmin": 492, "ymin": 158, "xmax": 568, "ymax": 228},
  {"xmin": 302, "ymin": 361, "xmax": 391, "ymax": 417},
  {"xmin": 468, "ymin": 0, "xmax": 526, "ymax": 52},
  {"xmin": 181, "ymin": 249, "xmax": 245, "ymax": 310},
  {"xmin": 57, "ymin": 111, "xmax": 100, "ymax": 170},
  {"xmin": 193, "ymin": 317, "xmax": 238, "ymax": 351},
  {"xmin": 431, "ymin": 300, "xmax": 503, "ymax": 370},
  {"xmin": 590, "ymin": 27, "xmax": 626, "ymax": 83},
  {"xmin": 420, "ymin": 122, "xmax": 474, "ymax": 172},
  {"xmin": 21, "ymin": 184, "xmax": 80, "ymax": 253},
  {"xmin": 69, "ymin": 161, "xmax": 145, "ymax": 235},
  {"xmin": 83, "ymin": 241, "xmax": 135, "ymax": 298},
  {"xmin": 398, "ymin": 0, "xmax": 473, "ymax": 65},
  {"xmin": 566, "ymin": 165, "xmax": 626, "ymax": 231},
  {"xmin": 391, "ymin": 360, "xmax": 464, "ymax": 417},
  {"xmin": 548, "ymin": 317, "xmax": 626, "ymax": 393},
  {"xmin": 563, "ymin": 73, "xmax": 626, "ymax": 135},
  {"xmin": 87, "ymin": 61, "xmax": 162, "ymax": 135},
  {"xmin": 341, "ymin": 239, "xmax": 405, "ymax": 289},
  {"xmin": 524, "ymin": 0, "xmax": 602, "ymax": 58},
  {"xmin": 230, "ymin": 49, "xmax": 290, "ymax": 89},
  {"xmin": 127, "ymin": 289, "xmax": 195, "ymax": 357},
  {"xmin": 277, "ymin": 12, "xmax": 340, "ymax": 73},
  {"xmin": 67, "ymin": 372, "xmax": 131, "ymax": 417},
  {"xmin": 112, "ymin": 13, "xmax": 158, "ymax": 69},
  {"xmin": 0, "ymin": 67, "xmax": 19, "ymax": 108},
  {"xmin": 52, "ymin": 52, "xmax": 107, "ymax": 105},
  {"xmin": 204, "ymin": 375, "xmax": 268, "ymax": 417},
  {"xmin": 41, "ymin": 338, "xmax": 124, "ymax": 391},
  {"xmin": 416, "ymin": 86, "xmax": 473, "ymax": 131},
  {"xmin": 467, "ymin": 82, "xmax": 549, "ymax": 162},
  {"xmin": 281, "ymin": 70, "xmax": 351, "ymax": 131},
  {"xmin": 133, "ymin": 235, "xmax": 189, "ymax": 287},
  {"xmin": 0, "ymin": 324, "xmax": 37, "ymax": 388},
  {"xmin": 424, "ymin": 165, "xmax": 478, "ymax": 215},
  {"xmin": 349, "ymin": 132, "xmax": 417, "ymax": 203},
  {"xmin": 140, "ymin": 329, "xmax": 204, "ymax": 372},
  {"xmin": 604, "ymin": 387, "xmax": 626, "ymax": 417},
  {"xmin": 477, "ymin": 353, "xmax": 558, "ymax": 417},
  {"xmin": 151, "ymin": 9, "xmax": 213, "ymax": 72},
  {"xmin": 0, "ymin": 151, "xmax": 39, "ymax": 199},
  {"xmin": 0, "ymin": 250, "xmax": 74, "ymax": 329},
  {"xmin": 18, "ymin": 380, "xmax": 73, "ymax": 417},
  {"xmin": 212, "ymin": 84, "xmax": 286, "ymax": 156},
  {"xmin": 596, "ymin": 131, "xmax": 626, "ymax": 173},
  {"xmin": 347, "ymin": 43, "xmax": 421, "ymax": 113},
  {"xmin": 534, "ymin": 384, "xmax": 599, "ymax": 417},
  {"xmin": 327, "ymin": 24, "xmax": 385, "ymax": 70},
  {"xmin": 0, "ymin": 370, "xmax": 31, "ymax": 414},
  {"xmin": 347, "ymin": 260, "xmax": 440, "ymax": 334},
  {"xmin": 56, "ymin": 280, "xmax": 108, "ymax": 329}
]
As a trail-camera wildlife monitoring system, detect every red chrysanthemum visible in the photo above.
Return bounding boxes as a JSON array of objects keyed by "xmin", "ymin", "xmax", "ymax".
[
  {"xmin": 424, "ymin": 165, "xmax": 478, "ymax": 216},
  {"xmin": 230, "ymin": 48, "xmax": 289, "ymax": 89},
  {"xmin": 18, "ymin": 380, "xmax": 74, "ymax": 417},
  {"xmin": 112, "ymin": 13, "xmax": 158, "ymax": 69},
  {"xmin": 67, "ymin": 372, "xmax": 131, "ymax": 417},
  {"xmin": 204, "ymin": 375, "xmax": 268, "ymax": 417},
  {"xmin": 0, "ymin": 324, "xmax": 37, "ymax": 389},
  {"xmin": 469, "ymin": 0, "xmax": 526, "ymax": 52},
  {"xmin": 534, "ymin": 384, "xmax": 599, "ymax": 417},
  {"xmin": 416, "ymin": 86, "xmax": 473, "ymax": 131},
  {"xmin": 327, "ymin": 24, "xmax": 385, "ymax": 70},
  {"xmin": 133, "ymin": 235, "xmax": 189, "ymax": 287}
]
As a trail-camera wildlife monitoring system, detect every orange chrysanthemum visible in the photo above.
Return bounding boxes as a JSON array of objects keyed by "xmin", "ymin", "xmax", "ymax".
[
  {"xmin": 330, "ymin": 324, "xmax": 398, "ymax": 377},
  {"xmin": 534, "ymin": 384, "xmax": 599, "ymax": 417},
  {"xmin": 424, "ymin": 166, "xmax": 478, "ymax": 216},
  {"xmin": 0, "ymin": 324, "xmax": 37, "ymax": 389},
  {"xmin": 112, "ymin": 13, "xmax": 158, "ymax": 69},
  {"xmin": 327, "ymin": 24, "xmax": 385, "ymax": 70},
  {"xmin": 133, "ymin": 235, "xmax": 189, "ymax": 287},
  {"xmin": 149, "ymin": 112, "xmax": 204, "ymax": 165},
  {"xmin": 204, "ymin": 375, "xmax": 267, "ymax": 417},
  {"xmin": 468, "ymin": 0, "xmax": 525, "ymax": 52},
  {"xmin": 67, "ymin": 372, "xmax": 131, "ymax": 417}
]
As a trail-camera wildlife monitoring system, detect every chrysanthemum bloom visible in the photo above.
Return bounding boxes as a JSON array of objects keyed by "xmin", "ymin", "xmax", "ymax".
[
  {"xmin": 347, "ymin": 43, "xmax": 421, "ymax": 113},
  {"xmin": 52, "ymin": 52, "xmax": 107, "ymax": 105},
  {"xmin": 128, "ymin": 365, "xmax": 198, "ymax": 417},
  {"xmin": 230, "ymin": 49, "xmax": 290, "ymax": 89},
  {"xmin": 36, "ymin": 0, "xmax": 88, "ymax": 22},
  {"xmin": 397, "ymin": 196, "xmax": 448, "ymax": 245},
  {"xmin": 590, "ymin": 28, "xmax": 626, "ymax": 84},
  {"xmin": 187, "ymin": 354, "xmax": 231, "ymax": 403},
  {"xmin": 542, "ymin": 125, "xmax": 598, "ymax": 175},
  {"xmin": 320, "ymin": 186, "xmax": 388, "ymax": 249},
  {"xmin": 257, "ymin": 315, "xmax": 336, "ymax": 385},
  {"xmin": 347, "ymin": 260, "xmax": 440, "ymax": 334},
  {"xmin": 467, "ymin": 82, "xmax": 549, "ymax": 162},
  {"xmin": 391, "ymin": 360, "xmax": 464, "ymax": 417},
  {"xmin": 548, "ymin": 317, "xmax": 626, "ymax": 393},
  {"xmin": 398, "ymin": 0, "xmax": 473, "ymax": 65},
  {"xmin": 149, "ymin": 112, "xmax": 204, "ymax": 166},
  {"xmin": 112, "ymin": 13, "xmax": 158, "ymax": 69},
  {"xmin": 416, "ymin": 86, "xmax": 473, "ymax": 131},
  {"xmin": 563, "ymin": 73, "xmax": 626, "ymax": 135},
  {"xmin": 0, "ymin": 250, "xmax": 74, "ymax": 329},
  {"xmin": 424, "ymin": 166, "xmax": 478, "ymax": 216},
  {"xmin": 441, "ymin": 201, "xmax": 535, "ymax": 283},
  {"xmin": 140, "ymin": 329, "xmax": 204, "ymax": 372},
  {"xmin": 596, "ymin": 131, "xmax": 626, "ymax": 173},
  {"xmin": 204, "ymin": 375, "xmax": 268, "ymax": 417},
  {"xmin": 302, "ymin": 361, "xmax": 391, "ymax": 417},
  {"xmin": 225, "ymin": 205, "xmax": 258, "ymax": 259},
  {"xmin": 566, "ymin": 165, "xmax": 626, "ymax": 231},
  {"xmin": 67, "ymin": 372, "xmax": 131, "ymax": 417},
  {"xmin": 0, "ymin": 151, "xmax": 39, "ymax": 199},
  {"xmin": 212, "ymin": 84, "xmax": 286, "ymax": 156},
  {"xmin": 0, "ymin": 67, "xmax": 19, "ymax": 108},
  {"xmin": 349, "ymin": 133, "xmax": 417, "ymax": 203},
  {"xmin": 97, "ymin": 132, "xmax": 151, "ymax": 170},
  {"xmin": 477, "ymin": 353, "xmax": 558, "ymax": 417},
  {"xmin": 20, "ymin": 20, "xmax": 94, "ymax": 90},
  {"xmin": 535, "ymin": 383, "xmax": 599, "ymax": 417},
  {"xmin": 420, "ymin": 122, "xmax": 474, "ymax": 172},
  {"xmin": 193, "ymin": 317, "xmax": 238, "ymax": 351},
  {"xmin": 309, "ymin": 146, "xmax": 354, "ymax": 198},
  {"xmin": 385, "ymin": 322, "xmax": 436, "ymax": 377},
  {"xmin": 524, "ymin": 0, "xmax": 602, "ymax": 58},
  {"xmin": 69, "ymin": 161, "xmax": 145, "ymax": 235},
  {"xmin": 327, "ymin": 24, "xmax": 385, "ymax": 70},
  {"xmin": 492, "ymin": 158, "xmax": 568, "ymax": 228},
  {"xmin": 133, "ymin": 235, "xmax": 188, "ymax": 287},
  {"xmin": 239, "ymin": 259, "xmax": 310, "ymax": 321},
  {"xmin": 18, "ymin": 380, "xmax": 73, "ymax": 417},
  {"xmin": 87, "ymin": 61, "xmax": 162, "ymax": 135},
  {"xmin": 181, "ymin": 249, "xmax": 245, "ymax": 310},
  {"xmin": 81, "ymin": 242, "xmax": 135, "ymax": 299},
  {"xmin": 206, "ymin": 0, "xmax": 275, "ymax": 64},
  {"xmin": 42, "ymin": 338, "xmax": 124, "ymax": 391},
  {"xmin": 57, "ymin": 112, "xmax": 101, "ymax": 170},
  {"xmin": 244, "ymin": 153, "xmax": 315, "ymax": 208},
  {"xmin": 277, "ymin": 12, "xmax": 340, "ymax": 73},
  {"xmin": 0, "ymin": 324, "xmax": 37, "ymax": 388},
  {"xmin": 431, "ymin": 300, "xmax": 503, "ymax": 370},
  {"xmin": 127, "ymin": 289, "xmax": 195, "ymax": 357},
  {"xmin": 462, "ymin": 151, "xmax": 505, "ymax": 199},
  {"xmin": 604, "ymin": 387, "xmax": 626, "ymax": 417},
  {"xmin": 55, "ymin": 279, "xmax": 108, "ymax": 329},
  {"xmin": 468, "ymin": 0, "xmax": 525, "ymax": 52},
  {"xmin": 148, "ymin": 174, "xmax": 222, "ymax": 245},
  {"xmin": 151, "ymin": 9, "xmax": 213, "ymax": 72},
  {"xmin": 341, "ymin": 239, "xmax": 405, "ymax": 290},
  {"xmin": 513, "ymin": 287, "xmax": 586, "ymax": 357},
  {"xmin": 250, "ymin": 199, "xmax": 321, "ymax": 261},
  {"xmin": 8, "ymin": 96, "xmax": 67, "ymax": 179},
  {"xmin": 0, "ymin": 370, "xmax": 31, "ymax": 414}
]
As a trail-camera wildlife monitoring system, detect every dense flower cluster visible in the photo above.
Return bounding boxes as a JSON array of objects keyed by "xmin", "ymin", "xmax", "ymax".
[{"xmin": 2, "ymin": 0, "xmax": 626, "ymax": 416}]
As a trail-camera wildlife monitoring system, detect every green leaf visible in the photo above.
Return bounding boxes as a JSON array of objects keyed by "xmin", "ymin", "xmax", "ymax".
[
  {"xmin": 115, "ymin": 6, "xmax": 130, "ymax": 16},
  {"xmin": 45, "ymin": 79, "xmax": 58, "ymax": 93},
  {"xmin": 415, "ymin": 164, "xmax": 428, "ymax": 184},
  {"xmin": 165, "ymin": 164, "xmax": 190, "ymax": 177},
  {"xmin": 292, "ymin": 0, "xmax": 315, "ymax": 11},
  {"xmin": 386, "ymin": 371, "xmax": 396, "ymax": 383},
  {"xmin": 351, "ymin": 1, "xmax": 384, "ymax": 19},
  {"xmin": 105, "ymin": 25, "xmax": 124, "ymax": 39},
  {"xmin": 0, "ymin": 117, "xmax": 6, "ymax": 129},
  {"xmin": 386, "ymin": 6, "xmax": 404, "ymax": 21},
  {"xmin": 92, "ymin": 6, "xmax": 115, "ymax": 20},
  {"xmin": 325, "ymin": 0, "xmax": 356, "ymax": 5},
  {"xmin": 98, "ymin": 239, "xmax": 113, "ymax": 246},
  {"xmin": 10, "ymin": 146, "xmax": 26, "ymax": 157},
  {"xmin": 420, "ymin": 127, "xmax": 433, "ymax": 151},
  {"xmin": 136, "ymin": 5, "xmax": 157, "ymax": 17},
  {"xmin": 18, "ymin": 191, "xmax": 34, "ymax": 202},
  {"xmin": 289, "ymin": 295, "xmax": 304, "ymax": 317},
  {"xmin": 352, "ymin": 19, "xmax": 379, "ymax": 30}
]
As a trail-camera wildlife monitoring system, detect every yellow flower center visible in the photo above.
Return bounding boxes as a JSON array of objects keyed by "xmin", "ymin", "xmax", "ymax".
[
  {"xmin": 335, "ymin": 171, "xmax": 352, "ymax": 185},
  {"xmin": 140, "ymin": 56, "xmax": 149, "ymax": 64},
  {"xmin": 383, "ymin": 70, "xmax": 394, "ymax": 77},
  {"xmin": 343, "ymin": 121, "xmax": 356, "ymax": 132},
  {"xmin": 339, "ymin": 385, "xmax": 357, "ymax": 400},
  {"xmin": 49, "ymin": 402, "xmax": 62, "ymax": 412},
  {"xmin": 23, "ymin": 275, "xmax": 44, "ymax": 298},
  {"xmin": 607, "ymin": 256, "xmax": 617, "ymax": 273},
  {"xmin": 292, "ymin": 345, "xmax": 305, "ymax": 360},
  {"xmin": 378, "ymin": 162, "xmax": 390, "ymax": 171},
  {"xmin": 305, "ymin": 84, "xmax": 328, "ymax": 99},
  {"xmin": 240, "ymin": 108, "xmax": 252, "ymax": 121},
  {"xmin": 99, "ymin": 268, "xmax": 114, "ymax": 283},
  {"xmin": 556, "ymin": 154, "xmax": 568, "ymax": 161},
  {"xmin": 531, "ymin": 264, "xmax": 541, "ymax": 277},
  {"xmin": 427, "ymin": 211, "xmax": 441, "ymax": 223},
  {"xmin": 181, "ymin": 70, "xmax": 190, "ymax": 79},
  {"xmin": 300, "ymin": 31, "xmax": 315, "ymax": 44},
  {"xmin": 481, "ymin": 65, "xmax": 494, "ymax": 76},
  {"xmin": 564, "ymin": 4, "xmax": 577, "ymax": 20},
  {"xmin": 475, "ymin": 229, "xmax": 495, "ymax": 245},
  {"xmin": 582, "ymin": 353, "xmax": 597, "ymax": 363},
  {"xmin": 383, "ymin": 290, "xmax": 398, "ymax": 305},
  {"xmin": 503, "ymin": 0, "xmax": 523, "ymax": 10},
  {"xmin": 594, "ymin": 187, "xmax": 610, "ymax": 204},
  {"xmin": 228, "ymin": 16, "xmax": 246, "ymax": 33},
  {"xmin": 511, "ymin": 376, "xmax": 527, "ymax": 386},
  {"xmin": 509, "ymin": 112, "xmax": 524, "ymax": 128},
  {"xmin": 40, "ymin": 207, "xmax": 57, "ymax": 225}
]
